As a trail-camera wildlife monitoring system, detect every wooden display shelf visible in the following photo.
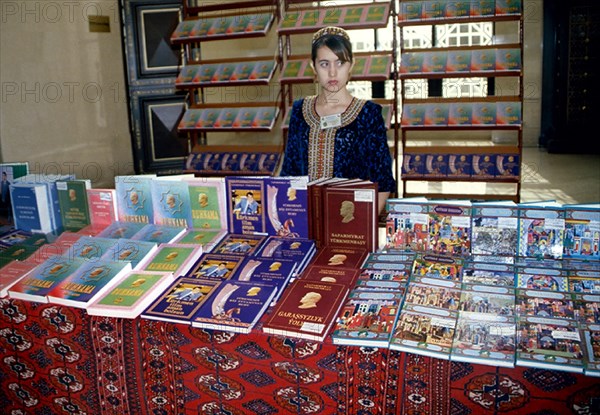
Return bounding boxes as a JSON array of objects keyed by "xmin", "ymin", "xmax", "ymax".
[
  {"xmin": 175, "ymin": 57, "xmax": 277, "ymax": 88},
  {"xmin": 401, "ymin": 191, "xmax": 520, "ymax": 202},
  {"xmin": 177, "ymin": 102, "xmax": 281, "ymax": 133},
  {"xmin": 398, "ymin": 14, "xmax": 521, "ymax": 27}
]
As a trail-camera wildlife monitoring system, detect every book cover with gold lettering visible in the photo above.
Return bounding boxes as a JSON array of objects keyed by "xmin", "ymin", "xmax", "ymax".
[
  {"xmin": 86, "ymin": 270, "xmax": 175, "ymax": 319},
  {"xmin": 46, "ymin": 258, "xmax": 132, "ymax": 308},
  {"xmin": 138, "ymin": 243, "xmax": 203, "ymax": 277},
  {"xmin": 262, "ymin": 279, "xmax": 349, "ymax": 341}
]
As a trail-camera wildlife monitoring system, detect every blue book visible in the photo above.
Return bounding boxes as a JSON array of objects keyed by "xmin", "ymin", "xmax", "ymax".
[
  {"xmin": 46, "ymin": 258, "xmax": 133, "ymax": 308},
  {"xmin": 67, "ymin": 236, "xmax": 118, "ymax": 259},
  {"xmin": 9, "ymin": 182, "xmax": 53, "ymax": 234},
  {"xmin": 254, "ymin": 235, "xmax": 316, "ymax": 275},
  {"xmin": 8, "ymin": 255, "xmax": 87, "ymax": 303},
  {"xmin": 96, "ymin": 220, "xmax": 148, "ymax": 239},
  {"xmin": 14, "ymin": 173, "xmax": 75, "ymax": 231},
  {"xmin": 100, "ymin": 238, "xmax": 158, "ymax": 269},
  {"xmin": 225, "ymin": 176, "xmax": 267, "ymax": 234},
  {"xmin": 230, "ymin": 257, "xmax": 297, "ymax": 304},
  {"xmin": 150, "ymin": 178, "xmax": 193, "ymax": 228},
  {"xmin": 191, "ymin": 280, "xmax": 278, "ymax": 333},
  {"xmin": 264, "ymin": 176, "xmax": 310, "ymax": 238},
  {"xmin": 115, "ymin": 174, "xmax": 156, "ymax": 224},
  {"xmin": 130, "ymin": 223, "xmax": 186, "ymax": 244}
]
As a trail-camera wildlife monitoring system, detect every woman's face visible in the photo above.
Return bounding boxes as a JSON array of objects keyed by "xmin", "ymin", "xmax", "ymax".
[{"xmin": 312, "ymin": 46, "xmax": 353, "ymax": 94}]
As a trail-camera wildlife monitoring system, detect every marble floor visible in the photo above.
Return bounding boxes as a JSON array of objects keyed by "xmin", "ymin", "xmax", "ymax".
[{"xmin": 398, "ymin": 146, "xmax": 600, "ymax": 204}]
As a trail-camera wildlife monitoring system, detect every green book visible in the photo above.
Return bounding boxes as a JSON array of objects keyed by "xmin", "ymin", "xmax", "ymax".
[
  {"xmin": 139, "ymin": 243, "xmax": 203, "ymax": 277},
  {"xmin": 57, "ymin": 179, "xmax": 92, "ymax": 231},
  {"xmin": 86, "ymin": 270, "xmax": 175, "ymax": 319}
]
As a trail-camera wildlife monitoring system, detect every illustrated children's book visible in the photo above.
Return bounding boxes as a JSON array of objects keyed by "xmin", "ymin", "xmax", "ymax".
[
  {"xmin": 427, "ymin": 199, "xmax": 472, "ymax": 256},
  {"xmin": 331, "ymin": 289, "xmax": 404, "ymax": 348},
  {"xmin": 563, "ymin": 203, "xmax": 600, "ymax": 260},
  {"xmin": 581, "ymin": 323, "xmax": 600, "ymax": 377},
  {"xmin": 86, "ymin": 270, "xmax": 175, "ymax": 319},
  {"xmin": 191, "ymin": 279, "xmax": 278, "ymax": 333},
  {"xmin": 471, "ymin": 200, "xmax": 519, "ymax": 258},
  {"xmin": 384, "ymin": 197, "xmax": 429, "ymax": 252},
  {"xmin": 517, "ymin": 200, "xmax": 565, "ymax": 260}
]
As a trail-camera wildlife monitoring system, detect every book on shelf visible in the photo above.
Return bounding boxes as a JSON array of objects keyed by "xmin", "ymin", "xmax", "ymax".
[
  {"xmin": 212, "ymin": 233, "xmax": 266, "ymax": 256},
  {"xmin": 471, "ymin": 102, "xmax": 496, "ymax": 126},
  {"xmin": 100, "ymin": 238, "xmax": 159, "ymax": 269},
  {"xmin": 9, "ymin": 183, "xmax": 54, "ymax": 234},
  {"xmin": 0, "ymin": 162, "xmax": 29, "ymax": 226},
  {"xmin": 424, "ymin": 154, "xmax": 448, "ymax": 178},
  {"xmin": 495, "ymin": 0, "xmax": 522, "ymax": 15},
  {"xmin": 471, "ymin": 200, "xmax": 519, "ymax": 257},
  {"xmin": 86, "ymin": 270, "xmax": 175, "ymax": 319},
  {"xmin": 262, "ymin": 278, "xmax": 349, "ymax": 342},
  {"xmin": 185, "ymin": 252, "xmax": 246, "ymax": 281},
  {"xmin": 191, "ymin": 280, "xmax": 278, "ymax": 334},
  {"xmin": 422, "ymin": 51, "xmax": 447, "ymax": 74},
  {"xmin": 389, "ymin": 302, "xmax": 458, "ymax": 360},
  {"xmin": 366, "ymin": 54, "xmax": 392, "ymax": 78},
  {"xmin": 8, "ymin": 255, "xmax": 87, "ymax": 303},
  {"xmin": 448, "ymin": 102, "xmax": 473, "ymax": 126},
  {"xmin": 264, "ymin": 176, "xmax": 309, "ymax": 238},
  {"xmin": 427, "ymin": 199, "xmax": 472, "ymax": 256},
  {"xmin": 517, "ymin": 200, "xmax": 565, "ymax": 260},
  {"xmin": 563, "ymin": 203, "xmax": 600, "ymax": 261},
  {"xmin": 173, "ymin": 228, "xmax": 227, "ymax": 253},
  {"xmin": 56, "ymin": 179, "xmax": 92, "ymax": 231},
  {"xmin": 399, "ymin": 1, "xmax": 422, "ymax": 21},
  {"xmin": 331, "ymin": 289, "xmax": 404, "ymax": 348},
  {"xmin": 471, "ymin": 154, "xmax": 497, "ymax": 179},
  {"xmin": 445, "ymin": 0, "xmax": 471, "ymax": 17},
  {"xmin": 496, "ymin": 102, "xmax": 522, "ymax": 126},
  {"xmin": 0, "ymin": 260, "xmax": 36, "ymax": 298},
  {"xmin": 581, "ymin": 323, "xmax": 600, "ymax": 377},
  {"xmin": 470, "ymin": 49, "xmax": 496, "ymax": 72},
  {"xmin": 213, "ymin": 107, "xmax": 237, "ymax": 128},
  {"xmin": 248, "ymin": 60, "xmax": 277, "ymax": 82},
  {"xmin": 400, "ymin": 103, "xmax": 426, "ymax": 127},
  {"xmin": 401, "ymin": 154, "xmax": 425, "ymax": 178},
  {"xmin": 515, "ymin": 316, "xmax": 584, "ymax": 373},
  {"xmin": 86, "ymin": 188, "xmax": 118, "ymax": 231},
  {"xmin": 149, "ymin": 178, "xmax": 192, "ymax": 228},
  {"xmin": 495, "ymin": 47, "xmax": 522, "ymax": 71},
  {"xmin": 140, "ymin": 277, "xmax": 221, "ymax": 325},
  {"xmin": 46, "ymin": 259, "xmax": 133, "ymax": 309},
  {"xmin": 471, "ymin": 0, "xmax": 495, "ymax": 16},
  {"xmin": 447, "ymin": 154, "xmax": 472, "ymax": 179},
  {"xmin": 420, "ymin": 0, "xmax": 445, "ymax": 19},
  {"xmin": 495, "ymin": 153, "xmax": 521, "ymax": 179},
  {"xmin": 451, "ymin": 311, "xmax": 516, "ymax": 367},
  {"xmin": 170, "ymin": 19, "xmax": 195, "ymax": 40},
  {"xmin": 114, "ymin": 174, "xmax": 156, "ymax": 224},
  {"xmin": 138, "ymin": 243, "xmax": 203, "ymax": 278},
  {"xmin": 14, "ymin": 173, "xmax": 76, "ymax": 232},
  {"xmin": 96, "ymin": 220, "xmax": 147, "ymax": 239},
  {"xmin": 446, "ymin": 50, "xmax": 472, "ymax": 73},
  {"xmin": 231, "ymin": 108, "xmax": 259, "ymax": 129},
  {"xmin": 129, "ymin": 223, "xmax": 186, "ymax": 245},
  {"xmin": 400, "ymin": 52, "xmax": 425, "ymax": 74}
]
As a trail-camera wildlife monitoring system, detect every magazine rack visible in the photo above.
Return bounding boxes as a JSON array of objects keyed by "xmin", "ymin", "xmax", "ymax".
[
  {"xmin": 398, "ymin": 0, "xmax": 524, "ymax": 201},
  {"xmin": 277, "ymin": 0, "xmax": 401, "ymax": 190},
  {"xmin": 172, "ymin": 0, "xmax": 283, "ymax": 175}
]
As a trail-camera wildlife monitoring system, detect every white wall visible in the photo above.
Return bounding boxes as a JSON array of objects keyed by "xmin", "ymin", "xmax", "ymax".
[{"xmin": 0, "ymin": 0, "xmax": 134, "ymax": 187}]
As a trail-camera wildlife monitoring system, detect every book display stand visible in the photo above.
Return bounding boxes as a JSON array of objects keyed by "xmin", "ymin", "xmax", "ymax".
[
  {"xmin": 172, "ymin": 1, "xmax": 283, "ymax": 175},
  {"xmin": 277, "ymin": 0, "xmax": 401, "ymax": 186},
  {"xmin": 398, "ymin": 0, "xmax": 524, "ymax": 201}
]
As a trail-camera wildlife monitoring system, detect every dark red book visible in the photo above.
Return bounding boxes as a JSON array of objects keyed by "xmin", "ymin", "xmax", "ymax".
[{"xmin": 309, "ymin": 245, "xmax": 369, "ymax": 271}]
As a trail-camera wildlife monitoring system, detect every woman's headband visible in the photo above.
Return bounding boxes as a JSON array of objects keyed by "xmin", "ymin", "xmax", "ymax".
[{"xmin": 312, "ymin": 26, "xmax": 350, "ymax": 43}]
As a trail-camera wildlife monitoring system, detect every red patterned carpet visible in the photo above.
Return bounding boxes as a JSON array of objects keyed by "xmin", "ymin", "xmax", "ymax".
[{"xmin": 0, "ymin": 299, "xmax": 598, "ymax": 414}]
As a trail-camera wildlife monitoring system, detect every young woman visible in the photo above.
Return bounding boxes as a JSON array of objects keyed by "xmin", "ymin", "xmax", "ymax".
[{"xmin": 280, "ymin": 26, "xmax": 396, "ymax": 212}]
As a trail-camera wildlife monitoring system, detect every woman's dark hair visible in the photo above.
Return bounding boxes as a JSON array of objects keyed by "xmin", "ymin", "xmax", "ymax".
[{"xmin": 311, "ymin": 34, "xmax": 353, "ymax": 64}]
